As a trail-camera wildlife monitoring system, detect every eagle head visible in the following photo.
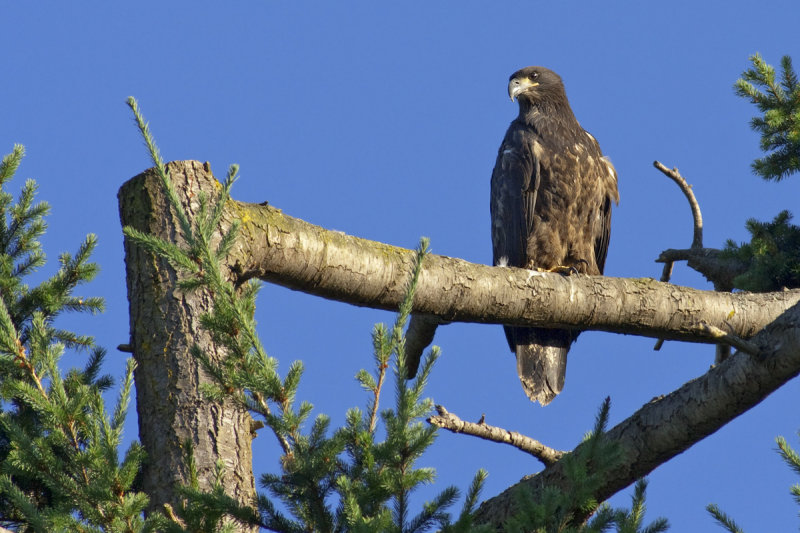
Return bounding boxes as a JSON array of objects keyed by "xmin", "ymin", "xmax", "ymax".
[{"xmin": 508, "ymin": 66, "xmax": 565, "ymax": 105}]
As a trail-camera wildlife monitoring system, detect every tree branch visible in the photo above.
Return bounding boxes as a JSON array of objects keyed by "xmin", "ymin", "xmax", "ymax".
[
  {"xmin": 405, "ymin": 314, "xmax": 445, "ymax": 378},
  {"xmin": 698, "ymin": 322, "xmax": 761, "ymax": 357},
  {"xmin": 226, "ymin": 183, "xmax": 799, "ymax": 344},
  {"xmin": 473, "ymin": 300, "xmax": 800, "ymax": 528},
  {"xmin": 652, "ymin": 161, "xmax": 749, "ymax": 292},
  {"xmin": 428, "ymin": 405, "xmax": 565, "ymax": 466},
  {"xmin": 656, "ymin": 247, "xmax": 748, "ymax": 293}
]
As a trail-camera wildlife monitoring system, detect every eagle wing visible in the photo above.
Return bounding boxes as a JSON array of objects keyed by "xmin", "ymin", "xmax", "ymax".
[
  {"xmin": 490, "ymin": 127, "xmax": 537, "ymax": 271},
  {"xmin": 588, "ymin": 133, "xmax": 617, "ymax": 275}
]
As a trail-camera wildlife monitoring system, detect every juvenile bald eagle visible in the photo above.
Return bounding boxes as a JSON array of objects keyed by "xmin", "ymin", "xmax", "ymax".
[{"xmin": 490, "ymin": 66, "xmax": 619, "ymax": 405}]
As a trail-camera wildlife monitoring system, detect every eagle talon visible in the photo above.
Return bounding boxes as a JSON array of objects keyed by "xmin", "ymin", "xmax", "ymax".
[{"xmin": 536, "ymin": 263, "xmax": 584, "ymax": 276}]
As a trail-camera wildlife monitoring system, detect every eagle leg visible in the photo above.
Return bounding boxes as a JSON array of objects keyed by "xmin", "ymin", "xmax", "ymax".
[{"xmin": 537, "ymin": 258, "xmax": 589, "ymax": 276}]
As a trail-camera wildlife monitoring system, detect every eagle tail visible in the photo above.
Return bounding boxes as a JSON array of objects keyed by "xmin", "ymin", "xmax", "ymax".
[{"xmin": 508, "ymin": 327, "xmax": 577, "ymax": 405}]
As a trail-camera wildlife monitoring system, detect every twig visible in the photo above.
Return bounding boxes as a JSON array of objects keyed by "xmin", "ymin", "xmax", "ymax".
[
  {"xmin": 653, "ymin": 161, "xmax": 704, "ymax": 249},
  {"xmin": 251, "ymin": 391, "xmax": 292, "ymax": 455},
  {"xmin": 368, "ymin": 359, "xmax": 387, "ymax": 433},
  {"xmin": 699, "ymin": 322, "xmax": 761, "ymax": 357},
  {"xmin": 428, "ymin": 405, "xmax": 565, "ymax": 466},
  {"xmin": 163, "ymin": 503, "xmax": 187, "ymax": 529}
]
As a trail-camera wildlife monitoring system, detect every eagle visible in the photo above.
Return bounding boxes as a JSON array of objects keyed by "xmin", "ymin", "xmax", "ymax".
[{"xmin": 490, "ymin": 66, "xmax": 619, "ymax": 405}]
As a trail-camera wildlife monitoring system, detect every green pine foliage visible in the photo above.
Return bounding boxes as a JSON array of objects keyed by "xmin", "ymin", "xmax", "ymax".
[
  {"xmin": 503, "ymin": 399, "xmax": 668, "ymax": 533},
  {"xmin": 612, "ymin": 479, "xmax": 669, "ymax": 533},
  {"xmin": 776, "ymin": 433, "xmax": 800, "ymax": 509},
  {"xmin": 722, "ymin": 210, "xmax": 800, "ymax": 291},
  {"xmin": 0, "ymin": 146, "xmax": 156, "ymax": 532},
  {"xmin": 706, "ymin": 504, "xmax": 745, "ymax": 533},
  {"xmin": 721, "ymin": 54, "xmax": 800, "ymax": 291},
  {"xmin": 124, "ymin": 98, "xmax": 490, "ymax": 532},
  {"xmin": 734, "ymin": 54, "xmax": 800, "ymax": 181}
]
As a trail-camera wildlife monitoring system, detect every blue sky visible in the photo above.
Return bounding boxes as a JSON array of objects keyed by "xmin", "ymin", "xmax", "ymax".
[{"xmin": 3, "ymin": 2, "xmax": 800, "ymax": 530}]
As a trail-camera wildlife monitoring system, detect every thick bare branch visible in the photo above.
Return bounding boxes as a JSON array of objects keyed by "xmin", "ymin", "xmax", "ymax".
[
  {"xmin": 653, "ymin": 161, "xmax": 706, "ymax": 350},
  {"xmin": 473, "ymin": 300, "xmax": 800, "ymax": 528},
  {"xmin": 428, "ymin": 405, "xmax": 565, "ymax": 466},
  {"xmin": 226, "ymin": 184, "xmax": 799, "ymax": 345}
]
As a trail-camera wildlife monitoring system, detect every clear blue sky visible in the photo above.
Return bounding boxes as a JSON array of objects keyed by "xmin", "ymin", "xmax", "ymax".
[{"xmin": 3, "ymin": 2, "xmax": 800, "ymax": 530}]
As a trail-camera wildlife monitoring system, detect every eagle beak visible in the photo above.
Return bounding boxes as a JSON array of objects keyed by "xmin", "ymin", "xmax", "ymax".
[{"xmin": 508, "ymin": 77, "xmax": 538, "ymax": 102}]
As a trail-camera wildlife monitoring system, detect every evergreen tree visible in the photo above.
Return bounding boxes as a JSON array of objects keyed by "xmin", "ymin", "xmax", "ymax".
[{"xmin": 0, "ymin": 146, "xmax": 158, "ymax": 532}]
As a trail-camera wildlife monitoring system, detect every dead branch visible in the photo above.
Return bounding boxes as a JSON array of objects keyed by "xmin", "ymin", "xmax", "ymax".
[
  {"xmin": 654, "ymin": 161, "xmax": 704, "ymax": 249},
  {"xmin": 656, "ymin": 248, "xmax": 748, "ymax": 292},
  {"xmin": 405, "ymin": 313, "xmax": 446, "ymax": 378},
  {"xmin": 428, "ymin": 405, "xmax": 565, "ymax": 466}
]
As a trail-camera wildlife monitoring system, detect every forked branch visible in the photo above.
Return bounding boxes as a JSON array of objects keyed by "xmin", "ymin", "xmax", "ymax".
[{"xmin": 652, "ymin": 161, "xmax": 749, "ymax": 355}]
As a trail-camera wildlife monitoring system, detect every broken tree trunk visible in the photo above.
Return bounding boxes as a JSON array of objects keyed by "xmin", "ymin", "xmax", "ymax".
[{"xmin": 119, "ymin": 161, "xmax": 256, "ymax": 530}]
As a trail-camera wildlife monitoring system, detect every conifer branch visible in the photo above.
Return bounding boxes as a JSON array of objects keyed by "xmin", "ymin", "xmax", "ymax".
[
  {"xmin": 367, "ymin": 326, "xmax": 389, "ymax": 434},
  {"xmin": 127, "ymin": 97, "xmax": 194, "ymax": 240},
  {"xmin": 707, "ymin": 503, "xmax": 745, "ymax": 533},
  {"xmin": 735, "ymin": 53, "xmax": 800, "ymax": 181},
  {"xmin": 428, "ymin": 405, "xmax": 566, "ymax": 466},
  {"xmin": 0, "ymin": 145, "xmax": 24, "ymax": 186}
]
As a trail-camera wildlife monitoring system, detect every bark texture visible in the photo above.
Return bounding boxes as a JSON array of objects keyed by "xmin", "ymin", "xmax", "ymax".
[{"xmin": 118, "ymin": 162, "xmax": 256, "ymax": 529}]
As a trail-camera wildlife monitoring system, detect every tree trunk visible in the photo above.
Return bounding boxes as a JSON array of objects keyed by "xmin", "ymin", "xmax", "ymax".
[{"xmin": 118, "ymin": 161, "xmax": 256, "ymax": 529}]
